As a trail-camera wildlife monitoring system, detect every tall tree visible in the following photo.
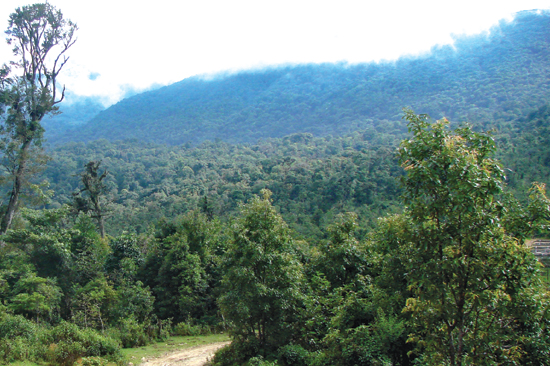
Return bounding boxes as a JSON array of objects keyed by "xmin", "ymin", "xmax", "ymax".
[
  {"xmin": 0, "ymin": 3, "xmax": 77, "ymax": 233},
  {"xmin": 218, "ymin": 189, "xmax": 303, "ymax": 354},
  {"xmin": 394, "ymin": 109, "xmax": 550, "ymax": 365},
  {"xmin": 73, "ymin": 161, "xmax": 109, "ymax": 238}
]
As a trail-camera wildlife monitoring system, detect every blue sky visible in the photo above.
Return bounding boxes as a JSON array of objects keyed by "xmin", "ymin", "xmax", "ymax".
[{"xmin": 1, "ymin": 0, "xmax": 550, "ymax": 106}]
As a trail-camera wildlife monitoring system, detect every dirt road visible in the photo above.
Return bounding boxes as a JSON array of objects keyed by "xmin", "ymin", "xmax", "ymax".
[{"xmin": 138, "ymin": 341, "xmax": 230, "ymax": 366}]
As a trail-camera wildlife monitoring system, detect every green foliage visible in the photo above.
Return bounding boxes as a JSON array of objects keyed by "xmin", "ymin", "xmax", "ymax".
[
  {"xmin": 114, "ymin": 315, "xmax": 149, "ymax": 348},
  {"xmin": 72, "ymin": 275, "xmax": 115, "ymax": 331},
  {"xmin": 295, "ymin": 274, "xmax": 338, "ymax": 352},
  {"xmin": 277, "ymin": 344, "xmax": 310, "ymax": 366},
  {"xmin": 0, "ymin": 314, "xmax": 44, "ymax": 363},
  {"xmin": 80, "ymin": 356, "xmax": 110, "ymax": 366},
  {"xmin": 315, "ymin": 212, "xmax": 369, "ymax": 288},
  {"xmin": 72, "ymin": 161, "xmax": 111, "ymax": 238},
  {"xmin": 110, "ymin": 280, "xmax": 154, "ymax": 325},
  {"xmin": 393, "ymin": 109, "xmax": 550, "ymax": 365},
  {"xmin": 0, "ymin": 315, "xmax": 121, "ymax": 365},
  {"xmin": 8, "ymin": 273, "xmax": 62, "ymax": 322},
  {"xmin": 316, "ymin": 308, "xmax": 406, "ymax": 366},
  {"xmin": 219, "ymin": 190, "xmax": 304, "ymax": 353},
  {"xmin": 141, "ymin": 211, "xmax": 222, "ymax": 322},
  {"xmin": 173, "ymin": 320, "xmax": 212, "ymax": 336},
  {"xmin": 2, "ymin": 10, "xmax": 550, "ymax": 365},
  {"xmin": 105, "ymin": 232, "xmax": 144, "ymax": 285},
  {"xmin": 0, "ymin": 2, "xmax": 77, "ymax": 232},
  {"xmin": 46, "ymin": 321, "xmax": 121, "ymax": 366},
  {"xmin": 211, "ymin": 339, "xmax": 262, "ymax": 366},
  {"xmin": 41, "ymin": 132, "xmax": 402, "ymax": 240},
  {"xmin": 69, "ymin": 214, "xmax": 109, "ymax": 286},
  {"xmin": 0, "ymin": 314, "xmax": 36, "ymax": 339},
  {"xmin": 246, "ymin": 356, "xmax": 279, "ymax": 366},
  {"xmin": 2, "ymin": 207, "xmax": 112, "ymax": 319}
]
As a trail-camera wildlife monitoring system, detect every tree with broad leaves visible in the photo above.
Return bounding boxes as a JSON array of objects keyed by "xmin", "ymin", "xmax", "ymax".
[
  {"xmin": 392, "ymin": 109, "xmax": 550, "ymax": 365},
  {"xmin": 0, "ymin": 3, "xmax": 77, "ymax": 234},
  {"xmin": 219, "ymin": 189, "xmax": 304, "ymax": 355}
]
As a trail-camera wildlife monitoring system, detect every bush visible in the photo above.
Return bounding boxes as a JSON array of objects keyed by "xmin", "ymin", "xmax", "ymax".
[
  {"xmin": 0, "ymin": 314, "xmax": 37, "ymax": 339},
  {"xmin": 46, "ymin": 341, "xmax": 86, "ymax": 366},
  {"xmin": 0, "ymin": 315, "xmax": 46, "ymax": 363},
  {"xmin": 246, "ymin": 356, "xmax": 279, "ymax": 366},
  {"xmin": 116, "ymin": 316, "xmax": 149, "ymax": 348},
  {"xmin": 277, "ymin": 344, "xmax": 310, "ymax": 366},
  {"xmin": 46, "ymin": 322, "xmax": 122, "ymax": 366},
  {"xmin": 0, "ymin": 337, "xmax": 38, "ymax": 363},
  {"xmin": 82, "ymin": 329, "xmax": 120, "ymax": 357},
  {"xmin": 211, "ymin": 338, "xmax": 261, "ymax": 366},
  {"xmin": 156, "ymin": 318, "xmax": 172, "ymax": 341},
  {"xmin": 79, "ymin": 356, "xmax": 110, "ymax": 366},
  {"xmin": 174, "ymin": 320, "xmax": 210, "ymax": 336}
]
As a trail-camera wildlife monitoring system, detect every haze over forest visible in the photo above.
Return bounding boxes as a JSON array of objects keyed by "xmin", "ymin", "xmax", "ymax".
[
  {"xmin": 2, "ymin": 5, "xmax": 550, "ymax": 366},
  {"xmin": 44, "ymin": 10, "xmax": 550, "ymax": 146}
]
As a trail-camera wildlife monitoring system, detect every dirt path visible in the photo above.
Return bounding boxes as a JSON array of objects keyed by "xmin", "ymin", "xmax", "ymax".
[{"xmin": 138, "ymin": 341, "xmax": 230, "ymax": 366}]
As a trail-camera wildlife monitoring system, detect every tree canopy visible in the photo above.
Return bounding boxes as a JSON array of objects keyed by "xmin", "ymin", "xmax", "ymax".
[{"xmin": 0, "ymin": 2, "xmax": 77, "ymax": 233}]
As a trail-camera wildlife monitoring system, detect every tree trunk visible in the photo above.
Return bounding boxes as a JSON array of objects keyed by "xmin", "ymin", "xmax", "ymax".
[
  {"xmin": 98, "ymin": 214, "xmax": 105, "ymax": 238},
  {"xmin": 1, "ymin": 141, "xmax": 30, "ymax": 234}
]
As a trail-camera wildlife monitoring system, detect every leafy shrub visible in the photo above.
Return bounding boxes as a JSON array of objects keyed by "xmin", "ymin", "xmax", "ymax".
[
  {"xmin": 116, "ymin": 316, "xmax": 149, "ymax": 348},
  {"xmin": 277, "ymin": 344, "xmax": 310, "ymax": 366},
  {"xmin": 46, "ymin": 322, "xmax": 121, "ymax": 366},
  {"xmin": 0, "ymin": 315, "xmax": 45, "ymax": 363},
  {"xmin": 0, "ymin": 337, "xmax": 37, "ymax": 363},
  {"xmin": 246, "ymin": 356, "xmax": 279, "ymax": 366},
  {"xmin": 156, "ymin": 318, "xmax": 172, "ymax": 341},
  {"xmin": 211, "ymin": 338, "xmax": 261, "ymax": 366},
  {"xmin": 47, "ymin": 340, "xmax": 86, "ymax": 366},
  {"xmin": 82, "ymin": 329, "xmax": 120, "ymax": 357},
  {"xmin": 173, "ymin": 320, "xmax": 211, "ymax": 336},
  {"xmin": 79, "ymin": 356, "xmax": 109, "ymax": 366},
  {"xmin": 0, "ymin": 314, "xmax": 37, "ymax": 339}
]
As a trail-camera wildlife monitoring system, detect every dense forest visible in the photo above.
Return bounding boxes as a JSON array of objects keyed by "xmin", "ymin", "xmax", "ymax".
[{"xmin": 0, "ymin": 3, "xmax": 550, "ymax": 366}]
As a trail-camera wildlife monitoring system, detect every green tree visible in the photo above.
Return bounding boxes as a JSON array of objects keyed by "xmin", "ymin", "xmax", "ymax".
[
  {"xmin": 394, "ymin": 109, "xmax": 550, "ymax": 365},
  {"xmin": 315, "ymin": 212, "xmax": 369, "ymax": 289},
  {"xmin": 140, "ymin": 211, "xmax": 224, "ymax": 323},
  {"xmin": 72, "ymin": 161, "xmax": 110, "ymax": 238},
  {"xmin": 72, "ymin": 275, "xmax": 115, "ymax": 331},
  {"xmin": 8, "ymin": 273, "xmax": 62, "ymax": 322},
  {"xmin": 0, "ymin": 3, "xmax": 77, "ymax": 233},
  {"xmin": 218, "ymin": 189, "xmax": 303, "ymax": 354},
  {"xmin": 105, "ymin": 232, "xmax": 143, "ymax": 286}
]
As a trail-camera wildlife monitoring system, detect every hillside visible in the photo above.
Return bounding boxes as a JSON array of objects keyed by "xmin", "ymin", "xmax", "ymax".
[
  {"xmin": 50, "ymin": 10, "xmax": 550, "ymax": 146},
  {"xmin": 42, "ymin": 96, "xmax": 105, "ymax": 143},
  {"xmin": 43, "ymin": 131, "xmax": 404, "ymax": 239}
]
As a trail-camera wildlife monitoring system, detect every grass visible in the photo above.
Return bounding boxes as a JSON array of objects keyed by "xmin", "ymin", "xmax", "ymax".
[
  {"xmin": 5, "ymin": 334, "xmax": 230, "ymax": 366},
  {"xmin": 3, "ymin": 334, "xmax": 230, "ymax": 366},
  {"xmin": 121, "ymin": 333, "xmax": 230, "ymax": 365}
]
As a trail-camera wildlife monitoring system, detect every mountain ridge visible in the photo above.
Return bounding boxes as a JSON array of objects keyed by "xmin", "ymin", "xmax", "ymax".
[{"xmin": 50, "ymin": 10, "xmax": 550, "ymax": 146}]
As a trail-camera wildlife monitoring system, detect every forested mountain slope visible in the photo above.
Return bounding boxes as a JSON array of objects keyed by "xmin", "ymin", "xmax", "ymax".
[
  {"xmin": 43, "ymin": 131, "xmax": 403, "ymax": 239},
  {"xmin": 32, "ymin": 98, "xmax": 550, "ymax": 239},
  {"xmin": 42, "ymin": 96, "xmax": 105, "ymax": 142},
  {"xmin": 52, "ymin": 10, "xmax": 550, "ymax": 145}
]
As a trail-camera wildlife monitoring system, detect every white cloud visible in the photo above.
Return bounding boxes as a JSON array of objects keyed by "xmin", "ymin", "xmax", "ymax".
[{"xmin": 1, "ymin": 0, "xmax": 549, "ymax": 105}]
